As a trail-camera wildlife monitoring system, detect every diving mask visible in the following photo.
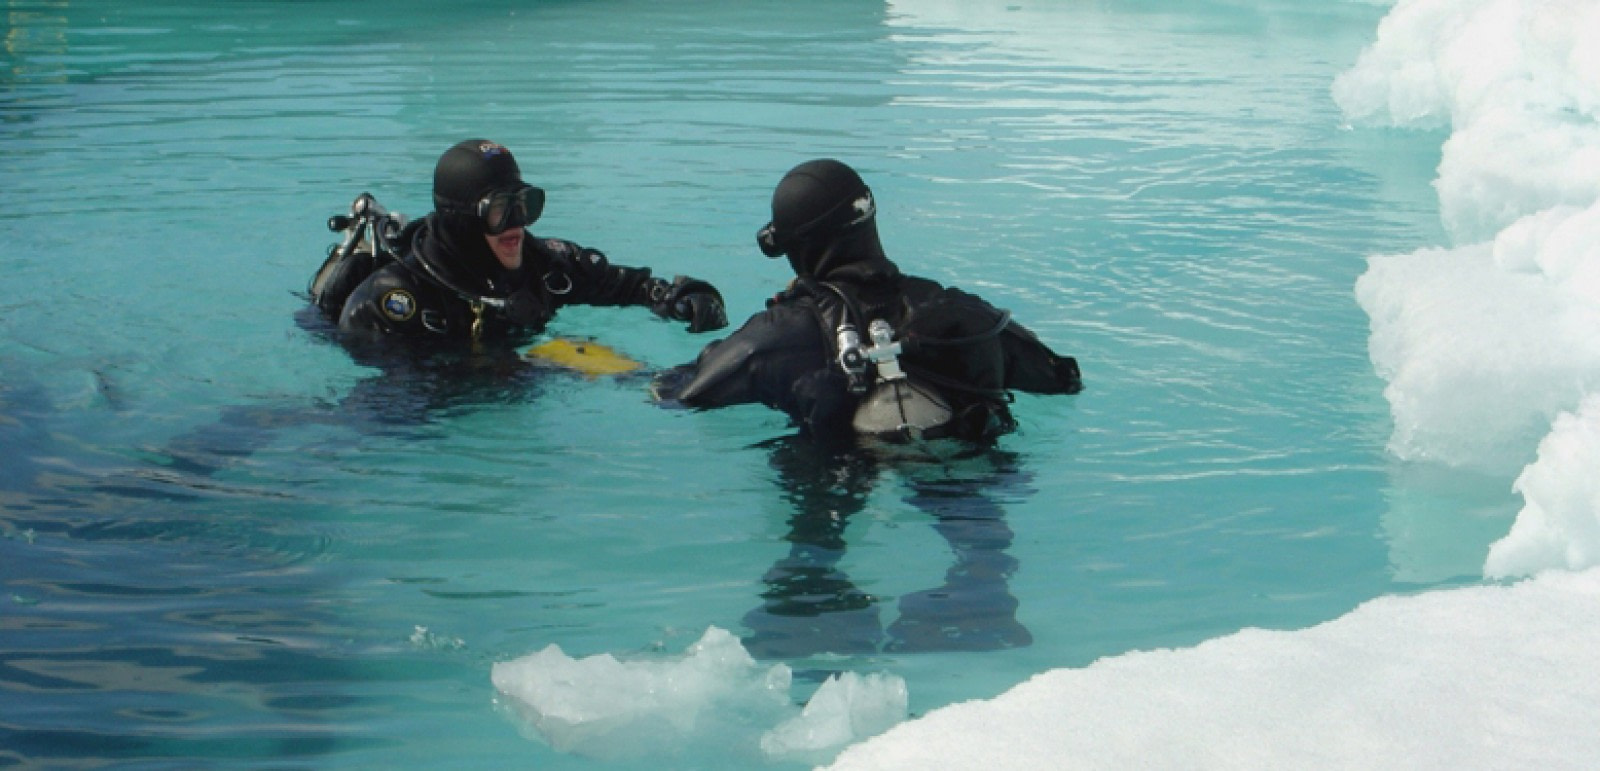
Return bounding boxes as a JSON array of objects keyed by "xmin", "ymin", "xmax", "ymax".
[{"xmin": 477, "ymin": 184, "xmax": 546, "ymax": 235}]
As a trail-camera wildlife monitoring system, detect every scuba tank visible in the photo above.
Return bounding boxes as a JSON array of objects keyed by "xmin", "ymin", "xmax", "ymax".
[
  {"xmin": 811, "ymin": 278, "xmax": 1018, "ymax": 443},
  {"xmin": 308, "ymin": 192, "xmax": 406, "ymax": 320},
  {"xmin": 846, "ymin": 318, "xmax": 955, "ymax": 439},
  {"xmin": 308, "ymin": 191, "xmax": 534, "ymax": 341}
]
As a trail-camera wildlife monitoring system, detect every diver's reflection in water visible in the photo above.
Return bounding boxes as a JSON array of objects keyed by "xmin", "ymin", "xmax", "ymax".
[
  {"xmin": 158, "ymin": 367, "xmax": 542, "ymax": 477},
  {"xmin": 156, "ymin": 310, "xmax": 554, "ymax": 478},
  {"xmin": 743, "ymin": 436, "xmax": 1035, "ymax": 659}
]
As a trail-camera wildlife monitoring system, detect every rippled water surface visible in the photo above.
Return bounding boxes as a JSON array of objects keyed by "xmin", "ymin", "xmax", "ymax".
[{"xmin": 1, "ymin": 0, "xmax": 1479, "ymax": 767}]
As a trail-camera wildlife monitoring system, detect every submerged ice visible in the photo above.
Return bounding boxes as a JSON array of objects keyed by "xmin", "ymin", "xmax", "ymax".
[{"xmin": 490, "ymin": 626, "xmax": 906, "ymax": 764}]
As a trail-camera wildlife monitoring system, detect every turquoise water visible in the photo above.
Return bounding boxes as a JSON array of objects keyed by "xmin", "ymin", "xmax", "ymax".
[{"xmin": 1, "ymin": 0, "xmax": 1499, "ymax": 767}]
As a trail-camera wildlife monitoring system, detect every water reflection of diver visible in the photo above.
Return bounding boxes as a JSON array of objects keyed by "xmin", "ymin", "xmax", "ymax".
[
  {"xmin": 751, "ymin": 437, "xmax": 1038, "ymax": 657},
  {"xmin": 310, "ymin": 138, "xmax": 727, "ymax": 349},
  {"xmin": 155, "ymin": 339, "xmax": 552, "ymax": 479},
  {"xmin": 653, "ymin": 159, "xmax": 1083, "ymax": 656}
]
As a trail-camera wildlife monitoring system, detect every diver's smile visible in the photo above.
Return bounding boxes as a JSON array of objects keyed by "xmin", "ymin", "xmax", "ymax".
[{"xmin": 488, "ymin": 228, "xmax": 524, "ymax": 270}]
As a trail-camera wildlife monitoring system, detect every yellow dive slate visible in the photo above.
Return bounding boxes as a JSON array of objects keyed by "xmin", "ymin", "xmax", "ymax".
[{"xmin": 525, "ymin": 338, "xmax": 643, "ymax": 377}]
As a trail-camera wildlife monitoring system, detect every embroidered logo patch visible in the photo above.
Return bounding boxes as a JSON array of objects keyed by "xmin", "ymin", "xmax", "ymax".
[{"xmin": 380, "ymin": 289, "xmax": 417, "ymax": 322}]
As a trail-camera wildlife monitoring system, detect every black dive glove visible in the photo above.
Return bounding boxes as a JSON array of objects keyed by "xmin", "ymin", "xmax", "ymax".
[
  {"xmin": 648, "ymin": 276, "xmax": 728, "ymax": 333},
  {"xmin": 503, "ymin": 287, "xmax": 550, "ymax": 329}
]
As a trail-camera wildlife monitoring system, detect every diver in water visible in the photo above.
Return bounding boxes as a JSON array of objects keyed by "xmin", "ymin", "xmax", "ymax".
[
  {"xmin": 653, "ymin": 159, "xmax": 1084, "ymax": 657},
  {"xmin": 316, "ymin": 139, "xmax": 727, "ymax": 349},
  {"xmin": 653, "ymin": 157, "xmax": 1080, "ymax": 441},
  {"xmin": 157, "ymin": 140, "xmax": 730, "ymax": 478}
]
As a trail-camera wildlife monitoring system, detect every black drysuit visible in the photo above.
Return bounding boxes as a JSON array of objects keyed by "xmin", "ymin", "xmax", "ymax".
[
  {"xmin": 338, "ymin": 214, "xmax": 720, "ymax": 344},
  {"xmin": 656, "ymin": 249, "xmax": 1082, "ymax": 443}
]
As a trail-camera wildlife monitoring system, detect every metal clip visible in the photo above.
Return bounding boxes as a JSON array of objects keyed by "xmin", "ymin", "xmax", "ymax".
[
  {"xmin": 836, "ymin": 323, "xmax": 868, "ymax": 394},
  {"xmin": 864, "ymin": 319, "xmax": 904, "ymax": 382},
  {"xmin": 470, "ymin": 300, "xmax": 486, "ymax": 342}
]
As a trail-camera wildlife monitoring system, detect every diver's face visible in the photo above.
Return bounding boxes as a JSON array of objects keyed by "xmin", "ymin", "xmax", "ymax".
[{"xmin": 486, "ymin": 228, "xmax": 523, "ymax": 270}]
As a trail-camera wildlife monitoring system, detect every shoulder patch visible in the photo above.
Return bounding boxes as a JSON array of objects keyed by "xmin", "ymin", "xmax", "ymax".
[{"xmin": 380, "ymin": 288, "xmax": 417, "ymax": 322}]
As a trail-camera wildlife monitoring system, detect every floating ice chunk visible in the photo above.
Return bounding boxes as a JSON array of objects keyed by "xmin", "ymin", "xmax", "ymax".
[
  {"xmin": 491, "ymin": 626, "xmax": 793, "ymax": 761},
  {"xmin": 491, "ymin": 626, "xmax": 908, "ymax": 763},
  {"xmin": 760, "ymin": 672, "xmax": 909, "ymax": 764},
  {"xmin": 408, "ymin": 625, "xmax": 465, "ymax": 651}
]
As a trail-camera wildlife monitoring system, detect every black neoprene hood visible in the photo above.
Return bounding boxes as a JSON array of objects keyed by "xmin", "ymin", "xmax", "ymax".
[
  {"xmin": 770, "ymin": 158, "xmax": 871, "ymax": 236},
  {"xmin": 432, "ymin": 139, "xmax": 524, "ymax": 212}
]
